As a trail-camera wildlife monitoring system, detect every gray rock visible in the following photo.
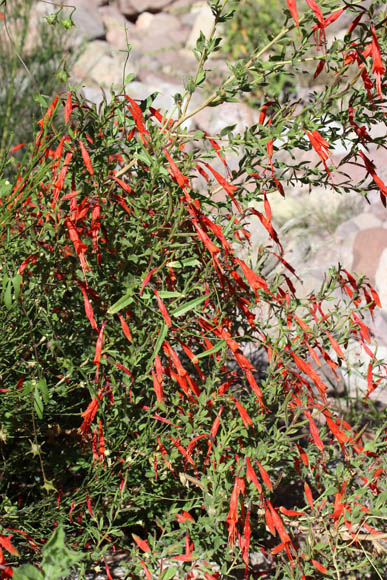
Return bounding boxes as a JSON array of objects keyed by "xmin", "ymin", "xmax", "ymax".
[
  {"xmin": 72, "ymin": 40, "xmax": 136, "ymax": 88},
  {"xmin": 352, "ymin": 212, "xmax": 381, "ymax": 231},
  {"xmin": 98, "ymin": 5, "xmax": 136, "ymax": 50},
  {"xmin": 115, "ymin": 0, "xmax": 137, "ymax": 16},
  {"xmin": 194, "ymin": 101, "xmax": 259, "ymax": 136},
  {"xmin": 64, "ymin": 0, "xmax": 105, "ymax": 41},
  {"xmin": 134, "ymin": 12, "xmax": 190, "ymax": 53},
  {"xmin": 335, "ymin": 218, "xmax": 360, "ymax": 240},
  {"xmin": 167, "ymin": 0, "xmax": 195, "ymax": 13},
  {"xmin": 80, "ymin": 86, "xmax": 113, "ymax": 108},
  {"xmin": 83, "ymin": 0, "xmax": 108, "ymax": 5},
  {"xmin": 154, "ymin": 49, "xmax": 198, "ymax": 76},
  {"xmin": 112, "ymin": 566, "xmax": 127, "ymax": 578}
]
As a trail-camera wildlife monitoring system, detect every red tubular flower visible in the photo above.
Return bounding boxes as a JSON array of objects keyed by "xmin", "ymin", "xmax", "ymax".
[
  {"xmin": 370, "ymin": 27, "xmax": 385, "ymax": 102},
  {"xmin": 226, "ymin": 476, "xmax": 245, "ymax": 545},
  {"xmin": 306, "ymin": 130, "xmax": 331, "ymax": 175},
  {"xmin": 78, "ymin": 140, "xmax": 94, "ymax": 176},
  {"xmin": 286, "ymin": 0, "xmax": 299, "ymax": 27}
]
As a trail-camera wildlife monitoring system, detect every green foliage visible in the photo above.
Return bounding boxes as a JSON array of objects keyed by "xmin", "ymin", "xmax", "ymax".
[
  {"xmin": 13, "ymin": 526, "xmax": 84, "ymax": 580},
  {"xmin": 220, "ymin": 0, "xmax": 293, "ymax": 102},
  {"xmin": 0, "ymin": 0, "xmax": 78, "ymax": 178},
  {"xmin": 222, "ymin": 0, "xmax": 284, "ymax": 60},
  {"xmin": 0, "ymin": 1, "xmax": 386, "ymax": 579}
]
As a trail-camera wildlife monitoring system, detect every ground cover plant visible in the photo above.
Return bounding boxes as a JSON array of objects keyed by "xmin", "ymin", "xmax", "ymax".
[{"xmin": 0, "ymin": 0, "xmax": 386, "ymax": 578}]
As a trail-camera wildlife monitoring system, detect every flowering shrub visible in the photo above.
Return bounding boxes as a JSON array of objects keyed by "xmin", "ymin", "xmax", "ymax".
[{"xmin": 0, "ymin": 0, "xmax": 386, "ymax": 578}]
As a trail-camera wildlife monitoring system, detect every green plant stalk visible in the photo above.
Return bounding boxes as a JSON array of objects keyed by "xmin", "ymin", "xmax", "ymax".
[{"xmin": 170, "ymin": 21, "xmax": 296, "ymax": 132}]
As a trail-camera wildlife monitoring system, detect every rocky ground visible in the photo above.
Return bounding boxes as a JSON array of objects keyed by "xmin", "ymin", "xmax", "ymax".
[{"xmin": 20, "ymin": 1, "xmax": 387, "ymax": 578}]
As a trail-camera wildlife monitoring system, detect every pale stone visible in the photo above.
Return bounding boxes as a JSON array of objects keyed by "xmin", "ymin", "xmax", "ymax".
[
  {"xmin": 72, "ymin": 41, "xmax": 136, "ymax": 88},
  {"xmin": 99, "ymin": 5, "xmax": 136, "ymax": 50},
  {"xmin": 80, "ymin": 86, "xmax": 113, "ymax": 107},
  {"xmin": 64, "ymin": 0, "xmax": 105, "ymax": 41},
  {"xmin": 352, "ymin": 212, "xmax": 381, "ymax": 231},
  {"xmin": 134, "ymin": 13, "xmax": 187, "ymax": 53},
  {"xmin": 136, "ymin": 11, "xmax": 155, "ymax": 29},
  {"xmin": 265, "ymin": 192, "xmax": 304, "ymax": 227},
  {"xmin": 116, "ymin": 0, "xmax": 173, "ymax": 15},
  {"xmin": 186, "ymin": 2, "xmax": 215, "ymax": 49},
  {"xmin": 194, "ymin": 101, "xmax": 259, "ymax": 136},
  {"xmin": 375, "ymin": 247, "xmax": 387, "ymax": 311},
  {"xmin": 352, "ymin": 228, "xmax": 387, "ymax": 284}
]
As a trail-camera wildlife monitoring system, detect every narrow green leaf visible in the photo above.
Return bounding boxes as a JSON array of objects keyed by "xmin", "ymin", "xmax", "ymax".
[
  {"xmin": 12, "ymin": 272, "xmax": 23, "ymax": 300},
  {"xmin": 166, "ymin": 258, "xmax": 201, "ymax": 268},
  {"xmin": 107, "ymin": 292, "xmax": 133, "ymax": 315},
  {"xmin": 153, "ymin": 323, "xmax": 168, "ymax": 360},
  {"xmin": 195, "ymin": 340, "xmax": 226, "ymax": 360},
  {"xmin": 161, "ymin": 566, "xmax": 179, "ymax": 580},
  {"xmin": 4, "ymin": 280, "xmax": 12, "ymax": 309},
  {"xmin": 34, "ymin": 390, "xmax": 44, "ymax": 420},
  {"xmin": 223, "ymin": 216, "xmax": 234, "ymax": 237},
  {"xmin": 2, "ymin": 273, "xmax": 9, "ymax": 293},
  {"xmin": 171, "ymin": 294, "xmax": 208, "ymax": 317},
  {"xmin": 157, "ymin": 291, "xmax": 185, "ymax": 299},
  {"xmin": 38, "ymin": 378, "xmax": 49, "ymax": 404}
]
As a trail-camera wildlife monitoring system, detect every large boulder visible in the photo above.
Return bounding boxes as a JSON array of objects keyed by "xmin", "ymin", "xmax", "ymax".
[{"xmin": 71, "ymin": 40, "xmax": 136, "ymax": 88}]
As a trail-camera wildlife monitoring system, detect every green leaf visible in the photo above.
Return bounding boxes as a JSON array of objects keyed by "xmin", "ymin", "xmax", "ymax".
[
  {"xmin": 157, "ymin": 291, "xmax": 185, "ymax": 299},
  {"xmin": 12, "ymin": 272, "xmax": 22, "ymax": 300},
  {"xmin": 136, "ymin": 151, "xmax": 152, "ymax": 166},
  {"xmin": 40, "ymin": 525, "xmax": 84, "ymax": 579},
  {"xmin": 219, "ymin": 124, "xmax": 237, "ymax": 136},
  {"xmin": 34, "ymin": 389, "xmax": 44, "ymax": 420},
  {"xmin": 153, "ymin": 323, "xmax": 169, "ymax": 361},
  {"xmin": 166, "ymin": 258, "xmax": 201, "ymax": 268},
  {"xmin": 223, "ymin": 216, "xmax": 235, "ymax": 237},
  {"xmin": 124, "ymin": 72, "xmax": 135, "ymax": 85},
  {"xmin": 4, "ymin": 280, "xmax": 13, "ymax": 309},
  {"xmin": 38, "ymin": 377, "xmax": 49, "ymax": 404},
  {"xmin": 171, "ymin": 294, "xmax": 209, "ymax": 317},
  {"xmin": 195, "ymin": 340, "xmax": 226, "ymax": 360},
  {"xmin": 12, "ymin": 565, "xmax": 44, "ymax": 580},
  {"xmin": 108, "ymin": 292, "xmax": 133, "ymax": 314},
  {"xmin": 22, "ymin": 380, "xmax": 33, "ymax": 395},
  {"xmin": 161, "ymin": 566, "xmax": 179, "ymax": 580},
  {"xmin": 33, "ymin": 94, "xmax": 49, "ymax": 107}
]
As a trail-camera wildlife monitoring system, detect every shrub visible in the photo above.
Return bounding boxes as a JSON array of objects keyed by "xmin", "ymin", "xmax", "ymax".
[{"xmin": 0, "ymin": 1, "xmax": 386, "ymax": 578}]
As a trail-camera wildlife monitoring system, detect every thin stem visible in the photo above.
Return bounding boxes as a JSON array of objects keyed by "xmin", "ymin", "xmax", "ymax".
[
  {"xmin": 19, "ymin": 298, "xmax": 48, "ymax": 485},
  {"xmin": 114, "ymin": 157, "xmax": 138, "ymax": 179},
  {"xmin": 179, "ymin": 0, "xmax": 228, "ymax": 123},
  {"xmin": 170, "ymin": 23, "xmax": 295, "ymax": 133}
]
